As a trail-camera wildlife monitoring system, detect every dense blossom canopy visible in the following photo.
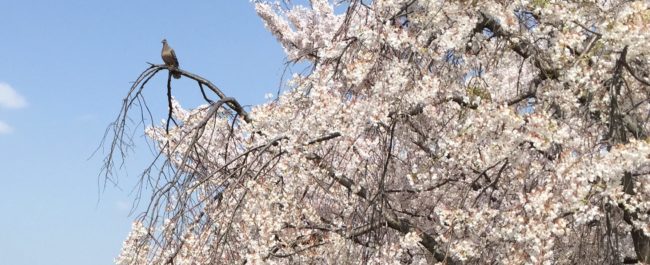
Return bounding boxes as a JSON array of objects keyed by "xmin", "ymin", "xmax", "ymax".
[{"xmin": 112, "ymin": 0, "xmax": 650, "ymax": 264}]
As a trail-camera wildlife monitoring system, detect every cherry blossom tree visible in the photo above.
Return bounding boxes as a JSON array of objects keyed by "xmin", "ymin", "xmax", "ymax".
[{"xmin": 105, "ymin": 0, "xmax": 650, "ymax": 264}]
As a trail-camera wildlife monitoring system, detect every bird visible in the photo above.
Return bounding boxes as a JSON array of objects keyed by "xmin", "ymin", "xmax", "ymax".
[{"xmin": 161, "ymin": 39, "xmax": 181, "ymax": 79}]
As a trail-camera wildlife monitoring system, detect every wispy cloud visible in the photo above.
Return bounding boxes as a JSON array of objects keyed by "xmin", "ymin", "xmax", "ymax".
[
  {"xmin": 0, "ymin": 82, "xmax": 27, "ymax": 135},
  {"xmin": 0, "ymin": 82, "xmax": 27, "ymax": 109},
  {"xmin": 0, "ymin": 121, "xmax": 13, "ymax": 134}
]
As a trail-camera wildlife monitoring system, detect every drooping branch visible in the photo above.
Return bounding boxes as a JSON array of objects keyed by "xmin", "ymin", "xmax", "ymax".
[
  {"xmin": 166, "ymin": 72, "xmax": 176, "ymax": 133},
  {"xmin": 101, "ymin": 63, "xmax": 253, "ymax": 180},
  {"xmin": 98, "ymin": 64, "xmax": 162, "ymax": 179},
  {"xmin": 151, "ymin": 63, "xmax": 252, "ymax": 123}
]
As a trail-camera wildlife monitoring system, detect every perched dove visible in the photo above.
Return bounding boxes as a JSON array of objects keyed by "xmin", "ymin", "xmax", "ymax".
[{"xmin": 161, "ymin": 39, "xmax": 181, "ymax": 79}]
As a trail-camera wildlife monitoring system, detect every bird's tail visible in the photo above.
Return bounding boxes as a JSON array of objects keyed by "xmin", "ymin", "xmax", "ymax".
[{"xmin": 172, "ymin": 70, "xmax": 181, "ymax": 79}]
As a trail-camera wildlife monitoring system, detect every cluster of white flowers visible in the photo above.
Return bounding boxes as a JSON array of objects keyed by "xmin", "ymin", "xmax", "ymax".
[
  {"xmin": 115, "ymin": 222, "xmax": 149, "ymax": 265},
  {"xmin": 115, "ymin": 0, "xmax": 650, "ymax": 264}
]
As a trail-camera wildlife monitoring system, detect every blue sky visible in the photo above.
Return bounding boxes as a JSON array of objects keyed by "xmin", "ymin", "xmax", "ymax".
[{"xmin": 0, "ymin": 1, "xmax": 289, "ymax": 264}]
